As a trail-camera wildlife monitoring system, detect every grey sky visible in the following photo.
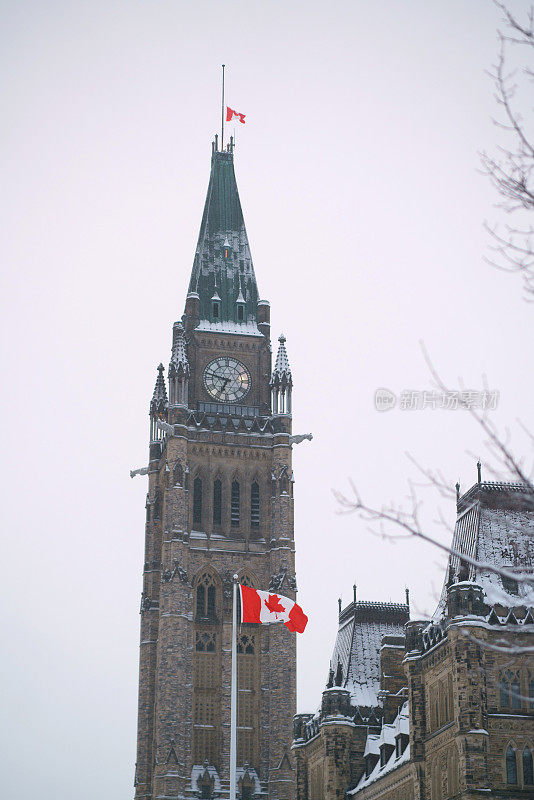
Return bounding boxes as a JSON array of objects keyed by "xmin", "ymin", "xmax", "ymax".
[{"xmin": 1, "ymin": 1, "xmax": 532, "ymax": 798}]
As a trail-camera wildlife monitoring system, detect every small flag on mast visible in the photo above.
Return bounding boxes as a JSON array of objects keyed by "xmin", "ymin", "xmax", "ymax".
[
  {"xmin": 239, "ymin": 584, "xmax": 308, "ymax": 633},
  {"xmin": 226, "ymin": 106, "xmax": 246, "ymax": 124}
]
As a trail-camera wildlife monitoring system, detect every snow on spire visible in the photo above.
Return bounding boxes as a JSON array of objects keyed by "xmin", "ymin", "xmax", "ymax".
[
  {"xmin": 271, "ymin": 334, "xmax": 292, "ymax": 388},
  {"xmin": 236, "ymin": 274, "xmax": 246, "ymax": 304},
  {"xmin": 151, "ymin": 363, "xmax": 168, "ymax": 412},
  {"xmin": 169, "ymin": 322, "xmax": 190, "ymax": 377}
]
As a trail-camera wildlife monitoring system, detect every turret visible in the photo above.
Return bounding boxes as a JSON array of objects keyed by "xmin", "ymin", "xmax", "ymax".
[
  {"xmin": 149, "ymin": 363, "xmax": 168, "ymax": 442},
  {"xmin": 168, "ymin": 322, "xmax": 190, "ymax": 407},
  {"xmin": 270, "ymin": 334, "xmax": 293, "ymax": 414}
]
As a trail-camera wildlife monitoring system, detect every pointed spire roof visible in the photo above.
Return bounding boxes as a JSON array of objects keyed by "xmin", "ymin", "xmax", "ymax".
[
  {"xmin": 271, "ymin": 334, "xmax": 292, "ymax": 387},
  {"xmin": 169, "ymin": 322, "xmax": 190, "ymax": 376},
  {"xmin": 150, "ymin": 363, "xmax": 168, "ymax": 412},
  {"xmin": 188, "ymin": 147, "xmax": 259, "ymax": 328}
]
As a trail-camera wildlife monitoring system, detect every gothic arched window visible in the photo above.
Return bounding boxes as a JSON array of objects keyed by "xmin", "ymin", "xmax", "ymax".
[
  {"xmin": 231, "ymin": 480, "xmax": 240, "ymax": 527},
  {"xmin": 237, "ymin": 631, "xmax": 259, "ymax": 767},
  {"xmin": 500, "ymin": 674, "xmax": 510, "ymax": 707},
  {"xmin": 511, "ymin": 676, "xmax": 521, "ymax": 709},
  {"xmin": 173, "ymin": 461, "xmax": 183, "ymax": 486},
  {"xmin": 506, "ymin": 746, "xmax": 518, "ymax": 785},
  {"xmin": 499, "ymin": 670, "xmax": 520, "ymax": 709},
  {"xmin": 250, "ymin": 482, "xmax": 260, "ymax": 528},
  {"xmin": 193, "ymin": 478, "xmax": 202, "ymax": 526},
  {"xmin": 523, "ymin": 748, "xmax": 534, "ymax": 786},
  {"xmin": 213, "ymin": 479, "xmax": 222, "ymax": 526},
  {"xmin": 196, "ymin": 572, "xmax": 217, "ymax": 621}
]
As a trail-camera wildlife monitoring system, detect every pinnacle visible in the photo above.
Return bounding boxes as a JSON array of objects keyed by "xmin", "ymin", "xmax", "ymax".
[
  {"xmin": 151, "ymin": 363, "xmax": 168, "ymax": 406},
  {"xmin": 271, "ymin": 333, "xmax": 292, "ymax": 386}
]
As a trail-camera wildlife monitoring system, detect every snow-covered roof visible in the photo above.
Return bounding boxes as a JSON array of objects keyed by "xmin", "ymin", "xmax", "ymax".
[
  {"xmin": 271, "ymin": 334, "xmax": 292, "ymax": 385},
  {"xmin": 190, "ymin": 764, "xmax": 222, "ymax": 794},
  {"xmin": 329, "ymin": 600, "xmax": 409, "ymax": 710},
  {"xmin": 169, "ymin": 321, "xmax": 190, "ymax": 376},
  {"xmin": 187, "ymin": 150, "xmax": 260, "ymax": 326},
  {"xmin": 151, "ymin": 363, "xmax": 168, "ymax": 409},
  {"xmin": 378, "ymin": 724, "xmax": 396, "ymax": 747},
  {"xmin": 433, "ymin": 481, "xmax": 534, "ymax": 620},
  {"xmin": 351, "ymin": 703, "xmax": 410, "ymax": 794},
  {"xmin": 364, "ymin": 735, "xmax": 380, "ymax": 757},
  {"xmin": 195, "ymin": 318, "xmax": 263, "ymax": 337}
]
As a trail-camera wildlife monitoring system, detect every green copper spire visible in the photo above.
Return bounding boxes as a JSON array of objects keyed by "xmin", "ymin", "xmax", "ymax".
[{"xmin": 188, "ymin": 146, "xmax": 259, "ymax": 329}]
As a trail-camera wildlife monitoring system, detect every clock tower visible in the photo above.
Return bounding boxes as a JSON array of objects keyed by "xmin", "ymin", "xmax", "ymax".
[{"xmin": 134, "ymin": 139, "xmax": 300, "ymax": 800}]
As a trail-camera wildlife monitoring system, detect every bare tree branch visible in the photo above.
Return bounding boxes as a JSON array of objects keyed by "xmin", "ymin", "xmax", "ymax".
[{"xmin": 481, "ymin": 4, "xmax": 534, "ymax": 297}]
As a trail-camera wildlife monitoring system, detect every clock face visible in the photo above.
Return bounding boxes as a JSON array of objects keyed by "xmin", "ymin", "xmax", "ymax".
[{"xmin": 203, "ymin": 357, "xmax": 251, "ymax": 402}]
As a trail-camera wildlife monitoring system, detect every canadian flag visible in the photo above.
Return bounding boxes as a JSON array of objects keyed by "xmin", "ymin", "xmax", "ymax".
[
  {"xmin": 239, "ymin": 584, "xmax": 308, "ymax": 633},
  {"xmin": 226, "ymin": 106, "xmax": 246, "ymax": 124}
]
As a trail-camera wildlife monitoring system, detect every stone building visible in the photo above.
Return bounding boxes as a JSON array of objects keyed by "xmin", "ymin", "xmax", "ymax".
[
  {"xmin": 293, "ymin": 478, "xmax": 534, "ymax": 799},
  {"xmin": 134, "ymin": 139, "xmax": 305, "ymax": 800}
]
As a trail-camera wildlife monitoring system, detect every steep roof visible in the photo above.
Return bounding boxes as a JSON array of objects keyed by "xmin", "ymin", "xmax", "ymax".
[
  {"xmin": 351, "ymin": 703, "xmax": 411, "ymax": 794},
  {"xmin": 150, "ymin": 363, "xmax": 168, "ymax": 412},
  {"xmin": 433, "ymin": 480, "xmax": 534, "ymax": 618},
  {"xmin": 329, "ymin": 601, "xmax": 409, "ymax": 710},
  {"xmin": 187, "ymin": 148, "xmax": 260, "ymax": 330},
  {"xmin": 271, "ymin": 334, "xmax": 292, "ymax": 387}
]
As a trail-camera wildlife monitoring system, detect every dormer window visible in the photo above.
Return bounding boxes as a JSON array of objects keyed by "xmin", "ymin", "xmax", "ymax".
[
  {"xmin": 380, "ymin": 742, "xmax": 395, "ymax": 767},
  {"xmin": 212, "ymin": 301, "xmax": 220, "ymax": 319},
  {"xmin": 365, "ymin": 753, "xmax": 379, "ymax": 777},
  {"xmin": 237, "ymin": 304, "xmax": 245, "ymax": 322}
]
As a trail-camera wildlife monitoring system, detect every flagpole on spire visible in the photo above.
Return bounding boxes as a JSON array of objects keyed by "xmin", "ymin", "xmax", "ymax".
[
  {"xmin": 229, "ymin": 573, "xmax": 238, "ymax": 800},
  {"xmin": 221, "ymin": 64, "xmax": 225, "ymax": 151}
]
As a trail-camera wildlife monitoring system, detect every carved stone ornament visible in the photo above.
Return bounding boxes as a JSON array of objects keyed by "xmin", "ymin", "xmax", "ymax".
[
  {"xmin": 269, "ymin": 570, "xmax": 297, "ymax": 593},
  {"xmin": 222, "ymin": 570, "xmax": 234, "ymax": 599},
  {"xmin": 161, "ymin": 560, "xmax": 189, "ymax": 585},
  {"xmin": 140, "ymin": 593, "xmax": 153, "ymax": 613}
]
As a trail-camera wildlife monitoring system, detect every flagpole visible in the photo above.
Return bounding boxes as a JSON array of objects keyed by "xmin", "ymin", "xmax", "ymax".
[
  {"xmin": 229, "ymin": 573, "xmax": 238, "ymax": 800},
  {"xmin": 221, "ymin": 64, "xmax": 225, "ymax": 151}
]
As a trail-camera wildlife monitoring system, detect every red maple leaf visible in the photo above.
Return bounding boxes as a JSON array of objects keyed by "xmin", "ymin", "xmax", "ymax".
[{"xmin": 265, "ymin": 594, "xmax": 285, "ymax": 614}]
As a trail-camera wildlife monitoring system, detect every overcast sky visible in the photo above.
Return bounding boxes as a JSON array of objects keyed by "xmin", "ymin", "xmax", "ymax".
[{"xmin": 2, "ymin": 1, "xmax": 533, "ymax": 798}]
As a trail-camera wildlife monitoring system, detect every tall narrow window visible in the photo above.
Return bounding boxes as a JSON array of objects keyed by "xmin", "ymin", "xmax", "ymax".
[
  {"xmin": 237, "ymin": 632, "xmax": 258, "ymax": 767},
  {"xmin": 523, "ymin": 748, "xmax": 534, "ymax": 786},
  {"xmin": 153, "ymin": 490, "xmax": 162, "ymax": 521},
  {"xmin": 193, "ymin": 478, "xmax": 202, "ymax": 526},
  {"xmin": 511, "ymin": 677, "xmax": 521, "ymax": 709},
  {"xmin": 213, "ymin": 479, "xmax": 222, "ymax": 526},
  {"xmin": 196, "ymin": 583, "xmax": 205, "ymax": 619},
  {"xmin": 251, "ymin": 482, "xmax": 260, "ymax": 528},
  {"xmin": 237, "ymin": 305, "xmax": 244, "ymax": 321},
  {"xmin": 231, "ymin": 481, "xmax": 240, "ymax": 527},
  {"xmin": 173, "ymin": 462, "xmax": 183, "ymax": 486},
  {"xmin": 506, "ymin": 746, "xmax": 518, "ymax": 785},
  {"xmin": 500, "ymin": 676, "xmax": 510, "ymax": 707},
  {"xmin": 196, "ymin": 572, "xmax": 217, "ymax": 621},
  {"xmin": 213, "ymin": 302, "xmax": 219, "ymax": 319},
  {"xmin": 207, "ymin": 583, "xmax": 216, "ymax": 619}
]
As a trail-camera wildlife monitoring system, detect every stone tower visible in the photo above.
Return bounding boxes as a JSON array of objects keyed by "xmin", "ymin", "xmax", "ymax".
[{"xmin": 134, "ymin": 141, "xmax": 299, "ymax": 800}]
